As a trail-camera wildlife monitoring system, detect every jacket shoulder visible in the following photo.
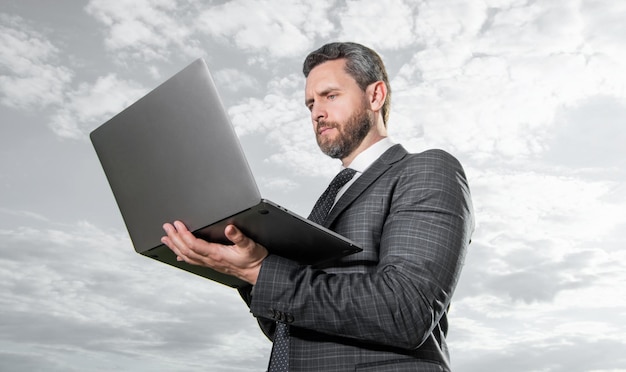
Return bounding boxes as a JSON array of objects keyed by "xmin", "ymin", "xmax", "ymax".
[{"xmin": 397, "ymin": 148, "xmax": 465, "ymax": 173}]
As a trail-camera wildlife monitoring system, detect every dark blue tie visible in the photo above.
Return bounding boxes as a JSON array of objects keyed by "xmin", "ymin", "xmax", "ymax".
[
  {"xmin": 267, "ymin": 168, "xmax": 356, "ymax": 372},
  {"xmin": 308, "ymin": 168, "xmax": 357, "ymax": 224},
  {"xmin": 267, "ymin": 323, "xmax": 290, "ymax": 371}
]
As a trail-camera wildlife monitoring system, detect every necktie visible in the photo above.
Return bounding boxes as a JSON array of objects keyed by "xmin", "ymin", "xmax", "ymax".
[
  {"xmin": 267, "ymin": 168, "xmax": 356, "ymax": 372},
  {"xmin": 268, "ymin": 323, "xmax": 290, "ymax": 371},
  {"xmin": 308, "ymin": 168, "xmax": 357, "ymax": 224}
]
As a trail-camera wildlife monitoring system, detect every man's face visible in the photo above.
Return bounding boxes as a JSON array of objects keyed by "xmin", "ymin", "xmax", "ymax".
[{"xmin": 305, "ymin": 59, "xmax": 373, "ymax": 159}]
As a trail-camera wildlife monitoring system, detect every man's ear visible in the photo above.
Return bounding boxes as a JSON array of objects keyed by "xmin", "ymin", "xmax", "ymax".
[{"xmin": 366, "ymin": 81, "xmax": 387, "ymax": 112}]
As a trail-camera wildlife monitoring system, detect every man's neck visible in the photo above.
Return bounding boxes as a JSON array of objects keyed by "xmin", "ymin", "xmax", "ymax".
[
  {"xmin": 342, "ymin": 135, "xmax": 387, "ymax": 167},
  {"xmin": 341, "ymin": 119, "xmax": 388, "ymax": 167}
]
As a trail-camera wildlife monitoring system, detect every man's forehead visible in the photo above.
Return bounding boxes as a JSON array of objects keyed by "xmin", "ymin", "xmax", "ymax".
[
  {"xmin": 304, "ymin": 59, "xmax": 355, "ymax": 93},
  {"xmin": 306, "ymin": 59, "xmax": 347, "ymax": 80}
]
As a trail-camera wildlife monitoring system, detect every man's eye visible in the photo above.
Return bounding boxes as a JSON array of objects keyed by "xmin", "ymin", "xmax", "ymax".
[{"xmin": 328, "ymin": 94, "xmax": 336, "ymax": 100}]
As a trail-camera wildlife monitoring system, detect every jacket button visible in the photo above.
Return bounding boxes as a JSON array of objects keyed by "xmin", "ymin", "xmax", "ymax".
[
  {"xmin": 285, "ymin": 313, "xmax": 294, "ymax": 323},
  {"xmin": 268, "ymin": 309, "xmax": 277, "ymax": 319}
]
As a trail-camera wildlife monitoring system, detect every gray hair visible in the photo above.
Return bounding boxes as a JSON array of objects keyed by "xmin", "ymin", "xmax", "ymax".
[{"xmin": 303, "ymin": 42, "xmax": 391, "ymax": 125}]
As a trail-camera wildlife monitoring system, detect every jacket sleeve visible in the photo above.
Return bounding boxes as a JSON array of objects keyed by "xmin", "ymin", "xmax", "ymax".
[
  {"xmin": 248, "ymin": 150, "xmax": 474, "ymax": 350},
  {"xmin": 238, "ymin": 285, "xmax": 275, "ymax": 341}
]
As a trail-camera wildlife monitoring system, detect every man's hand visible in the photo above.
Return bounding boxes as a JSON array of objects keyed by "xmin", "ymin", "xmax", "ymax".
[{"xmin": 161, "ymin": 221, "xmax": 268, "ymax": 285}]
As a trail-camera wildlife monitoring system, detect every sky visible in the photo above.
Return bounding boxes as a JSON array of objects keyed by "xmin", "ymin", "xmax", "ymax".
[{"xmin": 1, "ymin": 0, "xmax": 626, "ymax": 371}]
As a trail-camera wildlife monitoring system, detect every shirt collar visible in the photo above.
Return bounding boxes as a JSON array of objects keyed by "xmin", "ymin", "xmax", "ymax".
[{"xmin": 344, "ymin": 137, "xmax": 395, "ymax": 173}]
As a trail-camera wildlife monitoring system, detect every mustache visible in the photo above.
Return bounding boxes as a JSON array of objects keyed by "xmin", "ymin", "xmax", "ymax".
[{"xmin": 316, "ymin": 120, "xmax": 338, "ymax": 133}]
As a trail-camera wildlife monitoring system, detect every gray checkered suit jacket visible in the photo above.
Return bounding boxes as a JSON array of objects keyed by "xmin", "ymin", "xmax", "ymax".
[{"xmin": 240, "ymin": 144, "xmax": 474, "ymax": 371}]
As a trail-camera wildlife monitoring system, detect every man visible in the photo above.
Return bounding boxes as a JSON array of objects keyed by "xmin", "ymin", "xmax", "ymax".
[{"xmin": 162, "ymin": 42, "xmax": 474, "ymax": 371}]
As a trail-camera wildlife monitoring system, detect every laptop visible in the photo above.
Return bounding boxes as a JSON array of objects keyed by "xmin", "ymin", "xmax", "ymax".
[{"xmin": 90, "ymin": 58, "xmax": 362, "ymax": 288}]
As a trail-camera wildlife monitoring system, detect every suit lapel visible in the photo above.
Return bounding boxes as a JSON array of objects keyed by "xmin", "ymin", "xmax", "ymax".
[{"xmin": 323, "ymin": 144, "xmax": 408, "ymax": 228}]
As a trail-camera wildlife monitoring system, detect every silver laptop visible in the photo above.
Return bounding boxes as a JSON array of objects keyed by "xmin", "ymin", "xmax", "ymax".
[{"xmin": 90, "ymin": 59, "xmax": 361, "ymax": 287}]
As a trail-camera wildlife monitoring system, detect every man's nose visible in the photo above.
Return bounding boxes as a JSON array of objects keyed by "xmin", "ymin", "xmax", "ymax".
[{"xmin": 311, "ymin": 104, "xmax": 326, "ymax": 123}]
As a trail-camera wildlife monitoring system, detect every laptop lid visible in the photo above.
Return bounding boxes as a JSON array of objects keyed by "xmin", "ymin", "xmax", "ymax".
[{"xmin": 91, "ymin": 59, "xmax": 261, "ymax": 254}]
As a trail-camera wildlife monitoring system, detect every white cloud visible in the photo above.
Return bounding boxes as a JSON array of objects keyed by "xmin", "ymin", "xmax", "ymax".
[
  {"xmin": 391, "ymin": 0, "xmax": 626, "ymax": 163},
  {"xmin": 85, "ymin": 0, "xmax": 203, "ymax": 62},
  {"xmin": 227, "ymin": 73, "xmax": 303, "ymax": 137},
  {"xmin": 337, "ymin": 0, "xmax": 417, "ymax": 50},
  {"xmin": 147, "ymin": 65, "xmax": 161, "ymax": 79},
  {"xmin": 258, "ymin": 176, "xmax": 299, "ymax": 193},
  {"xmin": 85, "ymin": 0, "xmax": 338, "ymax": 64},
  {"xmin": 49, "ymin": 74, "xmax": 146, "ymax": 139},
  {"xmin": 213, "ymin": 68, "xmax": 259, "ymax": 93},
  {"xmin": 196, "ymin": 0, "xmax": 334, "ymax": 59},
  {"xmin": 229, "ymin": 94, "xmax": 300, "ymax": 137},
  {"xmin": 0, "ymin": 14, "xmax": 73, "ymax": 108},
  {"xmin": 413, "ymin": 0, "xmax": 486, "ymax": 47},
  {"xmin": 580, "ymin": 0, "xmax": 626, "ymax": 60},
  {"xmin": 471, "ymin": 169, "xmax": 626, "ymax": 244}
]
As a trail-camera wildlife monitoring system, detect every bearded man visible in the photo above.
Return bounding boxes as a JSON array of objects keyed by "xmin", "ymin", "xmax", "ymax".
[{"xmin": 162, "ymin": 42, "xmax": 474, "ymax": 372}]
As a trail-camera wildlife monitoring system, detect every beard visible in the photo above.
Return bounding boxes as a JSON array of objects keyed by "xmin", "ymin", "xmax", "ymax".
[{"xmin": 316, "ymin": 105, "xmax": 373, "ymax": 159}]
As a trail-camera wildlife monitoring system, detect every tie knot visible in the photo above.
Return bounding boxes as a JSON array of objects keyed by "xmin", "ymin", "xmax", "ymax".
[
  {"xmin": 329, "ymin": 168, "xmax": 357, "ymax": 189},
  {"xmin": 307, "ymin": 168, "xmax": 357, "ymax": 225}
]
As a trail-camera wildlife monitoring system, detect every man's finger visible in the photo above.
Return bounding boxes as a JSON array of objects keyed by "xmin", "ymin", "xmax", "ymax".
[
  {"xmin": 224, "ymin": 224, "xmax": 247, "ymax": 246},
  {"xmin": 163, "ymin": 222, "xmax": 195, "ymax": 258},
  {"xmin": 173, "ymin": 220, "xmax": 190, "ymax": 234}
]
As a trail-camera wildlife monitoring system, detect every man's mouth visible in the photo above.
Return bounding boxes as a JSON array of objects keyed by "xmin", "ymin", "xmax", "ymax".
[{"xmin": 317, "ymin": 123, "xmax": 335, "ymax": 135}]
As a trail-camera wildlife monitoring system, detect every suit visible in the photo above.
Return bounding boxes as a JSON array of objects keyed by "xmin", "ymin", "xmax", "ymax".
[{"xmin": 240, "ymin": 144, "xmax": 474, "ymax": 371}]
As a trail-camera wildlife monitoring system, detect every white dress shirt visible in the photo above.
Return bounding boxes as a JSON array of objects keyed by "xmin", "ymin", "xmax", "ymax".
[{"xmin": 333, "ymin": 137, "xmax": 396, "ymax": 205}]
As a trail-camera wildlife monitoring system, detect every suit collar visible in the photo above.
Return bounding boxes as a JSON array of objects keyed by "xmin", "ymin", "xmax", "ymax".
[{"xmin": 323, "ymin": 144, "xmax": 408, "ymax": 227}]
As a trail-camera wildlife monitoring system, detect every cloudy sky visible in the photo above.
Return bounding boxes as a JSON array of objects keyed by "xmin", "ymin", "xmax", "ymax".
[{"xmin": 1, "ymin": 0, "xmax": 626, "ymax": 371}]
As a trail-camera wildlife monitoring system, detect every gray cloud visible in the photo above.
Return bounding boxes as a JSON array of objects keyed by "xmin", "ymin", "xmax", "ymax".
[
  {"xmin": 545, "ymin": 95, "xmax": 626, "ymax": 171},
  {"xmin": 2, "ymin": 1, "xmax": 626, "ymax": 371},
  {"xmin": 0, "ymin": 220, "xmax": 268, "ymax": 370},
  {"xmin": 454, "ymin": 337, "xmax": 626, "ymax": 372},
  {"xmin": 0, "ymin": 13, "xmax": 73, "ymax": 109},
  {"xmin": 48, "ymin": 73, "xmax": 147, "ymax": 139}
]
